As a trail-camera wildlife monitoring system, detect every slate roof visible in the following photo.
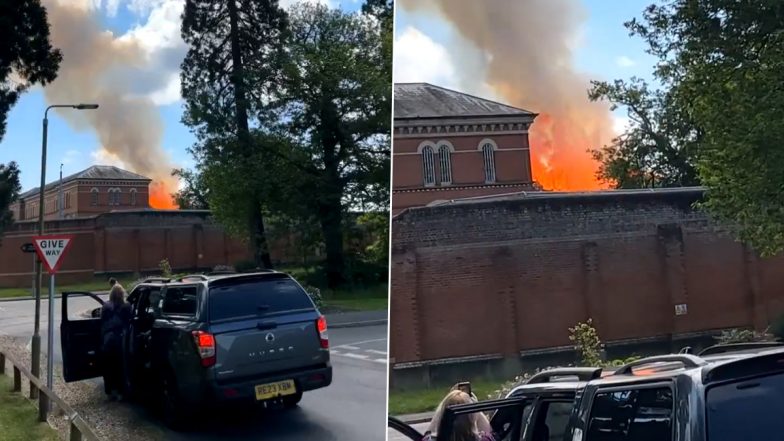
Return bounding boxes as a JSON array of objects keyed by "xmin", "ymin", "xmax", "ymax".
[
  {"xmin": 19, "ymin": 165, "xmax": 151, "ymax": 199},
  {"xmin": 394, "ymin": 83, "xmax": 536, "ymax": 119}
]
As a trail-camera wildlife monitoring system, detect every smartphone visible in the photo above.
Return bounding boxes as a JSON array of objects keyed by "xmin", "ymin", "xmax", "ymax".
[{"xmin": 457, "ymin": 381, "xmax": 472, "ymax": 396}]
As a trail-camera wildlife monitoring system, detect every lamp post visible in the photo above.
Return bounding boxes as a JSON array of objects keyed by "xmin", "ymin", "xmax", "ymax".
[{"xmin": 32, "ymin": 104, "xmax": 98, "ymax": 404}]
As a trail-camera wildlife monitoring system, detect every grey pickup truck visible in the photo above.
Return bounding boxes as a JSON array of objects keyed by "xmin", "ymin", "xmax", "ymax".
[{"xmin": 61, "ymin": 271, "xmax": 332, "ymax": 429}]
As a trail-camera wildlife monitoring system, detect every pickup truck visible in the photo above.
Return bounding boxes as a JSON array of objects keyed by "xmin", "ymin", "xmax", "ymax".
[
  {"xmin": 61, "ymin": 271, "xmax": 332, "ymax": 429},
  {"xmin": 389, "ymin": 342, "xmax": 784, "ymax": 441}
]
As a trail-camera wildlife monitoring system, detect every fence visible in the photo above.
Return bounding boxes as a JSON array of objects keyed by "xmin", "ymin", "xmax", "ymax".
[{"xmin": 0, "ymin": 351, "xmax": 100, "ymax": 441}]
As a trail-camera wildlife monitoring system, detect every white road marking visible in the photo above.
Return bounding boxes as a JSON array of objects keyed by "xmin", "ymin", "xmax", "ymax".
[
  {"xmin": 342, "ymin": 353, "xmax": 369, "ymax": 360},
  {"xmin": 334, "ymin": 338, "xmax": 386, "ymax": 348},
  {"xmin": 373, "ymin": 358, "xmax": 387, "ymax": 364},
  {"xmin": 366, "ymin": 349, "xmax": 387, "ymax": 355},
  {"xmin": 341, "ymin": 345, "xmax": 360, "ymax": 351}
]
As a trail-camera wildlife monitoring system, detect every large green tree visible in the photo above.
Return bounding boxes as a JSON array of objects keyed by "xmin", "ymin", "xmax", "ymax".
[
  {"xmin": 278, "ymin": 3, "xmax": 390, "ymax": 287},
  {"xmin": 588, "ymin": 77, "xmax": 701, "ymax": 188},
  {"xmin": 180, "ymin": 0, "xmax": 288, "ymax": 268},
  {"xmin": 628, "ymin": 0, "xmax": 784, "ymax": 256},
  {"xmin": 0, "ymin": 0, "xmax": 61, "ymax": 234}
]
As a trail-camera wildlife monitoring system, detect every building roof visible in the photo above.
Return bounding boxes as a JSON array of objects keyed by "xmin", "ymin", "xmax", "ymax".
[
  {"xmin": 19, "ymin": 165, "xmax": 151, "ymax": 199},
  {"xmin": 394, "ymin": 83, "xmax": 536, "ymax": 119}
]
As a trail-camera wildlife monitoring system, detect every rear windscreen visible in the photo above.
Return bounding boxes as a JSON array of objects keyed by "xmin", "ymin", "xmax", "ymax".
[
  {"xmin": 208, "ymin": 278, "xmax": 314, "ymax": 321},
  {"xmin": 706, "ymin": 372, "xmax": 784, "ymax": 440}
]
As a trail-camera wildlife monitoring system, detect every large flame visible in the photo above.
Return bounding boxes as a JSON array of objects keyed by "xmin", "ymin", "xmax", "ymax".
[{"xmin": 148, "ymin": 181, "xmax": 178, "ymax": 209}]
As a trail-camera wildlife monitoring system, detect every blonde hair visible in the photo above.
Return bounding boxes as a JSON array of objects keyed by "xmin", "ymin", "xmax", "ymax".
[
  {"xmin": 427, "ymin": 390, "xmax": 486, "ymax": 441},
  {"xmin": 109, "ymin": 284, "xmax": 126, "ymax": 306}
]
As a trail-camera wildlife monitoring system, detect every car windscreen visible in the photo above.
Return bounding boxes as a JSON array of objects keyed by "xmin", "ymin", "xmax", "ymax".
[
  {"xmin": 208, "ymin": 278, "xmax": 314, "ymax": 321},
  {"xmin": 706, "ymin": 372, "xmax": 784, "ymax": 440}
]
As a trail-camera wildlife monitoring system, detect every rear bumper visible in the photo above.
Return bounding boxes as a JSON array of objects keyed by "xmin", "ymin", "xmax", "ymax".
[{"xmin": 207, "ymin": 363, "xmax": 332, "ymax": 404}]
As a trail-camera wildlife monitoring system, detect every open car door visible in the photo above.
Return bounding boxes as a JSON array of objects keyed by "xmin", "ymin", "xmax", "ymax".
[
  {"xmin": 61, "ymin": 291, "xmax": 105, "ymax": 382},
  {"xmin": 388, "ymin": 415, "xmax": 425, "ymax": 441},
  {"xmin": 439, "ymin": 397, "xmax": 529, "ymax": 441}
]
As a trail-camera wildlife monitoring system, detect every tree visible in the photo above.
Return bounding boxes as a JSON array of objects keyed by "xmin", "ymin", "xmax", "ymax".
[
  {"xmin": 278, "ymin": 3, "xmax": 390, "ymax": 287},
  {"xmin": 0, "ymin": 162, "xmax": 21, "ymax": 239},
  {"xmin": 588, "ymin": 77, "xmax": 700, "ymax": 188},
  {"xmin": 172, "ymin": 168, "xmax": 209, "ymax": 209},
  {"xmin": 628, "ymin": 0, "xmax": 784, "ymax": 256},
  {"xmin": 180, "ymin": 0, "xmax": 287, "ymax": 268},
  {"xmin": 0, "ymin": 0, "xmax": 62, "ymax": 142}
]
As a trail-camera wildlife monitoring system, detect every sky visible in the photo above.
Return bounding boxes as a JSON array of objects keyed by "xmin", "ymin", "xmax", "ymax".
[
  {"xmin": 0, "ymin": 0, "xmax": 364, "ymax": 191},
  {"xmin": 393, "ymin": 0, "xmax": 663, "ymax": 190}
]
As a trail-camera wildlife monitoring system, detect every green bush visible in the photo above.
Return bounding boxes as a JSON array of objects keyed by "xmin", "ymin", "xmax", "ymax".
[
  {"xmin": 302, "ymin": 284, "xmax": 325, "ymax": 310},
  {"xmin": 715, "ymin": 328, "xmax": 774, "ymax": 345},
  {"xmin": 159, "ymin": 259, "xmax": 172, "ymax": 278},
  {"xmin": 569, "ymin": 319, "xmax": 604, "ymax": 366}
]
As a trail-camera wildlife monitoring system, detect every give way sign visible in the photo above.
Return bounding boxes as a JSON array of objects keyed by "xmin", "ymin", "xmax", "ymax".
[{"xmin": 32, "ymin": 235, "xmax": 75, "ymax": 274}]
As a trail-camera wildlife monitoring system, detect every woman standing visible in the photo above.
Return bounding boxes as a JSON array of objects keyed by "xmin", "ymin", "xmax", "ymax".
[
  {"xmin": 424, "ymin": 389, "xmax": 495, "ymax": 441},
  {"xmin": 101, "ymin": 284, "xmax": 132, "ymax": 400}
]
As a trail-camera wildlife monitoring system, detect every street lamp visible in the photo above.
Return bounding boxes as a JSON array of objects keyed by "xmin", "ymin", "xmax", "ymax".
[{"xmin": 32, "ymin": 104, "xmax": 98, "ymax": 407}]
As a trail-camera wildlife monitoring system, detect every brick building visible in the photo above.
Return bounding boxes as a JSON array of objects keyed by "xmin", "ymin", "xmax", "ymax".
[
  {"xmin": 10, "ymin": 165, "xmax": 152, "ymax": 221},
  {"xmin": 389, "ymin": 188, "xmax": 784, "ymax": 388},
  {"xmin": 392, "ymin": 83, "xmax": 540, "ymax": 215}
]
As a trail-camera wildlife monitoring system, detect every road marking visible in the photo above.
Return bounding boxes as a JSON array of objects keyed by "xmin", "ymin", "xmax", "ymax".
[
  {"xmin": 341, "ymin": 345, "xmax": 360, "ymax": 350},
  {"xmin": 366, "ymin": 349, "xmax": 387, "ymax": 355},
  {"xmin": 373, "ymin": 358, "xmax": 387, "ymax": 364},
  {"xmin": 335, "ymin": 338, "xmax": 386, "ymax": 348},
  {"xmin": 342, "ymin": 353, "xmax": 370, "ymax": 360}
]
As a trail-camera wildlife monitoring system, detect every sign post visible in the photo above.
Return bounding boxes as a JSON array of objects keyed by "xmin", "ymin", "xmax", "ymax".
[
  {"xmin": 20, "ymin": 243, "xmax": 36, "ymax": 299},
  {"xmin": 32, "ymin": 234, "xmax": 74, "ymax": 412}
]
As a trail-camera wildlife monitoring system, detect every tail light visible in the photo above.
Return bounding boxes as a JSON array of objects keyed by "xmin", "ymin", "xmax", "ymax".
[
  {"xmin": 317, "ymin": 316, "xmax": 329, "ymax": 349},
  {"xmin": 192, "ymin": 330, "xmax": 216, "ymax": 367}
]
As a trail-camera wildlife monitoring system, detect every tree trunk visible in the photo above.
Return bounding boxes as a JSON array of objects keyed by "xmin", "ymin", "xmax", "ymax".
[
  {"xmin": 319, "ymin": 198, "xmax": 345, "ymax": 289},
  {"xmin": 227, "ymin": 0, "xmax": 271, "ymax": 268}
]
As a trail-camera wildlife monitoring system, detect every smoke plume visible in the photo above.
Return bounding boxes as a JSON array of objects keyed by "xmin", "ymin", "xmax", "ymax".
[
  {"xmin": 400, "ymin": 0, "xmax": 614, "ymax": 190},
  {"xmin": 42, "ymin": 0, "xmax": 180, "ymax": 208}
]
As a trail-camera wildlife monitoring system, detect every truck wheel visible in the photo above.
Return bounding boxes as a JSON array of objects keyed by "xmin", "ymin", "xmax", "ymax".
[{"xmin": 161, "ymin": 373, "xmax": 188, "ymax": 430}]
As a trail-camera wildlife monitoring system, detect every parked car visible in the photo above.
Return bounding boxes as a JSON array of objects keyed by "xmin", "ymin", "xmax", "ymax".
[
  {"xmin": 389, "ymin": 342, "xmax": 784, "ymax": 441},
  {"xmin": 61, "ymin": 271, "xmax": 332, "ymax": 428}
]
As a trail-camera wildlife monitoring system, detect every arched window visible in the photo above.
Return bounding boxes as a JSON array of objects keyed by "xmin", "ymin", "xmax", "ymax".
[
  {"xmin": 438, "ymin": 143, "xmax": 453, "ymax": 185},
  {"xmin": 480, "ymin": 141, "xmax": 497, "ymax": 183},
  {"xmin": 130, "ymin": 188, "xmax": 137, "ymax": 206},
  {"xmin": 421, "ymin": 145, "xmax": 436, "ymax": 186},
  {"xmin": 109, "ymin": 188, "xmax": 122, "ymax": 206},
  {"xmin": 90, "ymin": 188, "xmax": 99, "ymax": 206}
]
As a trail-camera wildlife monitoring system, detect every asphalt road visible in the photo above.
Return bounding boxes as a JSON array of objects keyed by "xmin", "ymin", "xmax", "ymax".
[{"xmin": 0, "ymin": 296, "xmax": 389, "ymax": 440}]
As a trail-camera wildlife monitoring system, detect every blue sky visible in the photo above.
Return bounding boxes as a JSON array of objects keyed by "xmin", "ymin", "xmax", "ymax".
[
  {"xmin": 394, "ymin": 0, "xmax": 661, "ymax": 133},
  {"xmin": 0, "ymin": 0, "xmax": 364, "ymax": 191}
]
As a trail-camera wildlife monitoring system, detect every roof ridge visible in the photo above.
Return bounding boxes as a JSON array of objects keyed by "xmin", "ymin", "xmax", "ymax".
[{"xmin": 394, "ymin": 82, "xmax": 536, "ymax": 118}]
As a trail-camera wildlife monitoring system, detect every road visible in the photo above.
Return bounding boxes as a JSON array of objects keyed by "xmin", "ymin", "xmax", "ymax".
[{"xmin": 0, "ymin": 295, "xmax": 388, "ymax": 440}]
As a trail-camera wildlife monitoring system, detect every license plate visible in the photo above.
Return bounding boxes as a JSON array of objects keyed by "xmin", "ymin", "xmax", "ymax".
[{"xmin": 254, "ymin": 380, "xmax": 297, "ymax": 400}]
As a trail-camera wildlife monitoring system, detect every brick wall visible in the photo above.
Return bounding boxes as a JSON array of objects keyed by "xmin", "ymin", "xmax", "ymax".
[
  {"xmin": 389, "ymin": 188, "xmax": 784, "ymax": 365},
  {"xmin": 0, "ymin": 210, "xmax": 252, "ymax": 288}
]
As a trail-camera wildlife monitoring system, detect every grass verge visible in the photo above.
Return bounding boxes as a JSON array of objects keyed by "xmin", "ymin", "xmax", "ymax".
[
  {"xmin": 0, "ymin": 375, "xmax": 59, "ymax": 440},
  {"xmin": 322, "ymin": 284, "xmax": 388, "ymax": 311},
  {"xmin": 388, "ymin": 380, "xmax": 505, "ymax": 416}
]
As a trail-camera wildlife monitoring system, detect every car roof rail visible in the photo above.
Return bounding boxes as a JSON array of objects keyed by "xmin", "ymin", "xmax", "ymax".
[
  {"xmin": 679, "ymin": 346, "xmax": 693, "ymax": 354},
  {"xmin": 614, "ymin": 354, "xmax": 707, "ymax": 376},
  {"xmin": 698, "ymin": 342, "xmax": 784, "ymax": 356},
  {"xmin": 175, "ymin": 274, "xmax": 209, "ymax": 282},
  {"xmin": 525, "ymin": 367, "xmax": 604, "ymax": 384},
  {"xmin": 141, "ymin": 277, "xmax": 170, "ymax": 283}
]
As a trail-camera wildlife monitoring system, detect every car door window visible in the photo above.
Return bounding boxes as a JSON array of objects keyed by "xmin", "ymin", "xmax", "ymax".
[
  {"xmin": 161, "ymin": 286, "xmax": 199, "ymax": 317},
  {"xmin": 530, "ymin": 401, "xmax": 573, "ymax": 441},
  {"xmin": 586, "ymin": 386, "xmax": 673, "ymax": 441}
]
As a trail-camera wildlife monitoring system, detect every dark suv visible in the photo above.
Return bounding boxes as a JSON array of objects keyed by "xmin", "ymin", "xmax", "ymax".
[
  {"xmin": 60, "ymin": 271, "xmax": 332, "ymax": 427},
  {"xmin": 390, "ymin": 342, "xmax": 784, "ymax": 441}
]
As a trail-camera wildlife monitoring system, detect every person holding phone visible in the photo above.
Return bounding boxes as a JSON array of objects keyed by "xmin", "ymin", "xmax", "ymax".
[{"xmin": 423, "ymin": 386, "xmax": 494, "ymax": 441}]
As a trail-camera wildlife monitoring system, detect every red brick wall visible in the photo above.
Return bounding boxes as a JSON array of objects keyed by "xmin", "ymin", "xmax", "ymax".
[
  {"xmin": 389, "ymin": 188, "xmax": 784, "ymax": 365},
  {"xmin": 0, "ymin": 211, "xmax": 252, "ymax": 288}
]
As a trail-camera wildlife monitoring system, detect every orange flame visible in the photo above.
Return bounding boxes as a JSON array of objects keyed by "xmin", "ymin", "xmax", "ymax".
[
  {"xmin": 148, "ymin": 181, "xmax": 178, "ymax": 209},
  {"xmin": 528, "ymin": 112, "xmax": 612, "ymax": 192}
]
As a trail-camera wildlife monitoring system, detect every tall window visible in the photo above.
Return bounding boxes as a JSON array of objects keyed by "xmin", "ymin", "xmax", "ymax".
[
  {"xmin": 90, "ymin": 188, "xmax": 99, "ymax": 206},
  {"xmin": 109, "ymin": 188, "xmax": 122, "ymax": 206},
  {"xmin": 438, "ymin": 144, "xmax": 452, "ymax": 185},
  {"xmin": 130, "ymin": 188, "xmax": 137, "ymax": 206},
  {"xmin": 482, "ymin": 142, "xmax": 496, "ymax": 183},
  {"xmin": 422, "ymin": 145, "xmax": 436, "ymax": 186}
]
